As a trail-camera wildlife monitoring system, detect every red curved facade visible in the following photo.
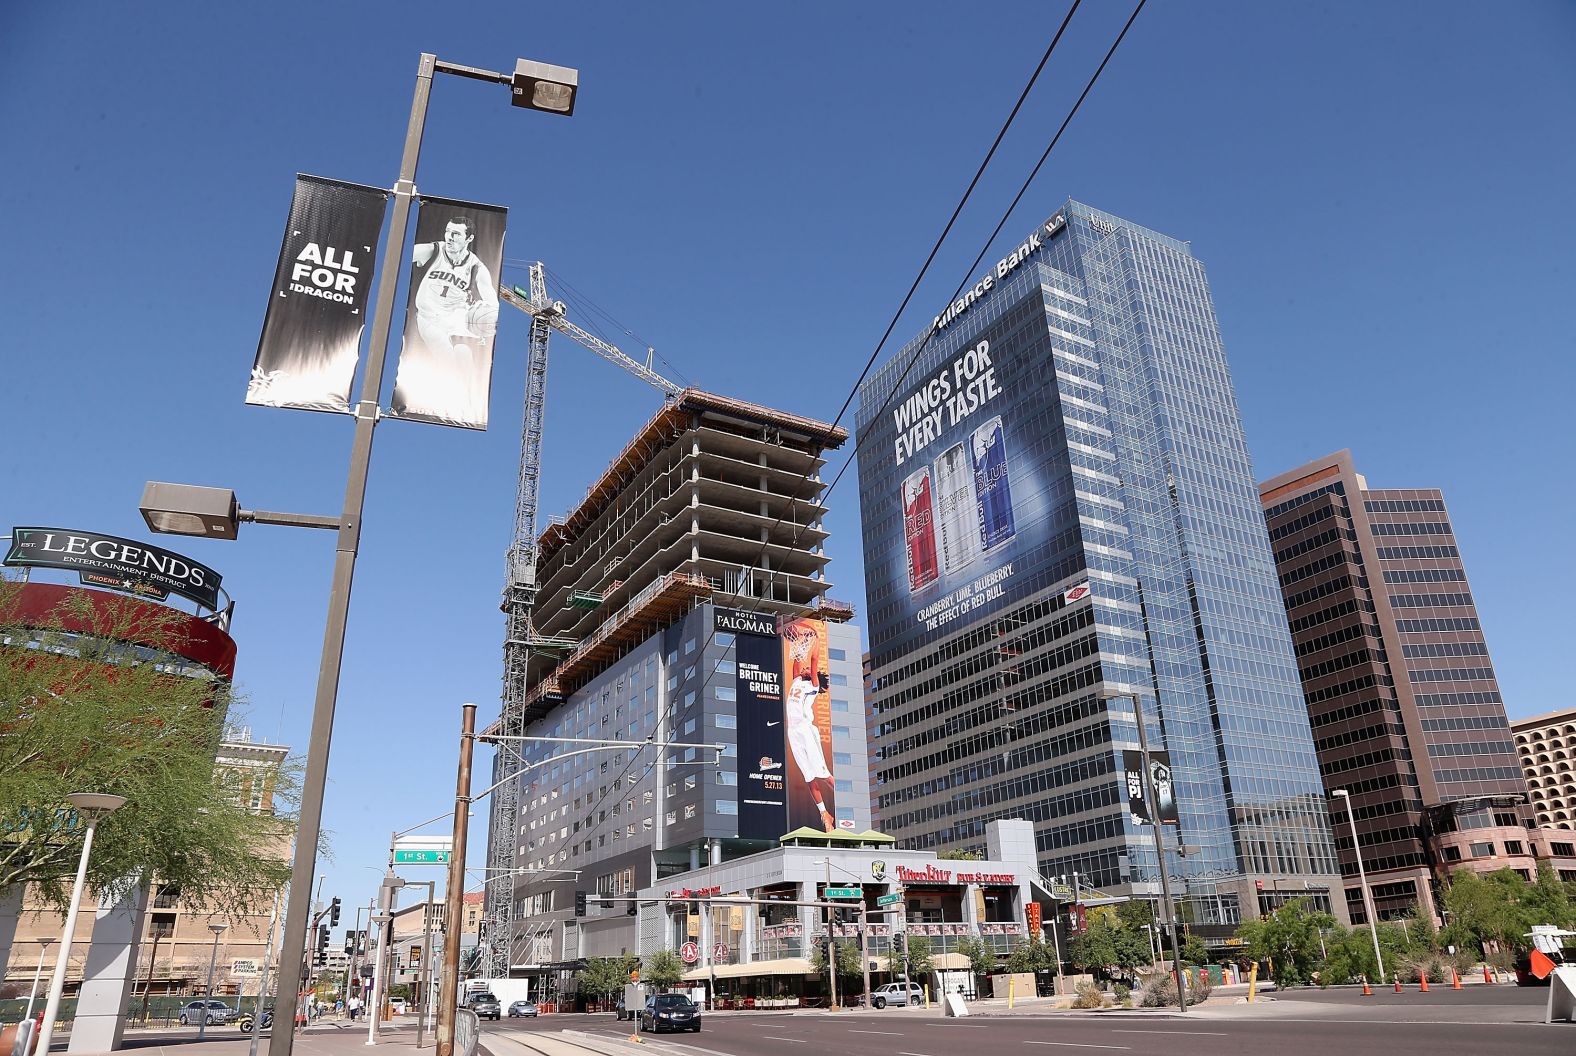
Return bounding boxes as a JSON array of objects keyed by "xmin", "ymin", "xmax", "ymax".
[{"xmin": 2, "ymin": 581, "xmax": 236, "ymax": 680}]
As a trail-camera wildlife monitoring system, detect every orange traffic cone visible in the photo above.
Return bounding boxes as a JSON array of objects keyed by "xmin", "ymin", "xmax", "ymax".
[
  {"xmin": 1451, "ymin": 967, "xmax": 1462, "ymax": 990},
  {"xmin": 1393, "ymin": 977, "xmax": 1402, "ymax": 993},
  {"xmin": 1483, "ymin": 964, "xmax": 1493, "ymax": 984},
  {"xmin": 1361, "ymin": 976, "xmax": 1373, "ymax": 996},
  {"xmin": 1420, "ymin": 974, "xmax": 1430, "ymax": 993}
]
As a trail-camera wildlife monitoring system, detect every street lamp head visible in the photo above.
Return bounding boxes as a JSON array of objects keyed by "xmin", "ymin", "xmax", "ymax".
[
  {"xmin": 139, "ymin": 481, "xmax": 241, "ymax": 540},
  {"xmin": 511, "ymin": 58, "xmax": 578, "ymax": 115},
  {"xmin": 66, "ymin": 792, "xmax": 127, "ymax": 815},
  {"xmin": 1330, "ymin": 789, "xmax": 1350, "ymax": 799},
  {"xmin": 209, "ymin": 923, "xmax": 229, "ymax": 936}
]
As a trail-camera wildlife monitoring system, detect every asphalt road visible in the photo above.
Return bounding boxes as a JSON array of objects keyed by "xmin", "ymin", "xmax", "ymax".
[{"xmin": 482, "ymin": 987, "xmax": 1569, "ymax": 1056}]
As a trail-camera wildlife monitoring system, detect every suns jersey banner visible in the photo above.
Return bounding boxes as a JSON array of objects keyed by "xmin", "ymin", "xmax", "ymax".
[
  {"xmin": 390, "ymin": 195, "xmax": 507, "ymax": 430},
  {"xmin": 732, "ymin": 613, "xmax": 787, "ymax": 840},
  {"xmin": 247, "ymin": 175, "xmax": 389, "ymax": 414},
  {"xmin": 781, "ymin": 618, "xmax": 837, "ymax": 832}
]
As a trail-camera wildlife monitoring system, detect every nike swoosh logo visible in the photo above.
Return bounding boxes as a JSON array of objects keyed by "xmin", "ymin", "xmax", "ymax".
[{"xmin": 767, "ymin": 721, "xmax": 780, "ymax": 727}]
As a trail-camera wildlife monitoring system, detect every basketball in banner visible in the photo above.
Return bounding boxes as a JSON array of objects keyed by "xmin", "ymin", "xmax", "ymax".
[
  {"xmin": 781, "ymin": 618, "xmax": 836, "ymax": 831},
  {"xmin": 390, "ymin": 195, "xmax": 507, "ymax": 430},
  {"xmin": 247, "ymin": 175, "xmax": 389, "ymax": 414}
]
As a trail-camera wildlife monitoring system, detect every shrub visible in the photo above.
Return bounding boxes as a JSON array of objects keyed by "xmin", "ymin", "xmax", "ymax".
[
  {"xmin": 1140, "ymin": 970, "xmax": 1211, "ymax": 1008},
  {"xmin": 1072, "ymin": 981, "xmax": 1106, "ymax": 1009},
  {"xmin": 1113, "ymin": 984, "xmax": 1131, "ymax": 1004}
]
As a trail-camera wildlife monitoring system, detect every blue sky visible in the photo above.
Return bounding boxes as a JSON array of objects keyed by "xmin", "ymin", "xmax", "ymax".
[{"xmin": 4, "ymin": 2, "xmax": 1573, "ymax": 922}]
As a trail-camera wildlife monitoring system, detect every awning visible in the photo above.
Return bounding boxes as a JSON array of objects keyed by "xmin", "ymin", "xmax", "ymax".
[
  {"xmin": 929, "ymin": 953, "xmax": 972, "ymax": 970},
  {"xmin": 682, "ymin": 957, "xmax": 816, "ymax": 980}
]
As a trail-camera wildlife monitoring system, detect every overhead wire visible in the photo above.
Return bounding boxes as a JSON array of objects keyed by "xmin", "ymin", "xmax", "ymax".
[{"xmin": 557, "ymin": 0, "xmax": 1129, "ymax": 858}]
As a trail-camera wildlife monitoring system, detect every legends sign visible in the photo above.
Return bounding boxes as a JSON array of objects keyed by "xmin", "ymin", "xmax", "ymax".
[{"xmin": 5, "ymin": 527, "xmax": 222, "ymax": 611}]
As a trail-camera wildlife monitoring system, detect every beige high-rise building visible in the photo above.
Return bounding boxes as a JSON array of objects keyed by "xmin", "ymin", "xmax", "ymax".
[
  {"xmin": 1512, "ymin": 708, "xmax": 1576, "ymax": 830},
  {"xmin": 2, "ymin": 733, "xmax": 291, "ymax": 1001}
]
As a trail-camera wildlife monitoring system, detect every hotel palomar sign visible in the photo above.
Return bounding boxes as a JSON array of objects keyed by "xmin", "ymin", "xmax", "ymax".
[{"xmin": 5, "ymin": 527, "xmax": 223, "ymax": 611}]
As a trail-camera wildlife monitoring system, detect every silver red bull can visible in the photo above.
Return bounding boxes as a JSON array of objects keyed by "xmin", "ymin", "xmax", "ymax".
[{"xmin": 935, "ymin": 441, "xmax": 981, "ymax": 574}]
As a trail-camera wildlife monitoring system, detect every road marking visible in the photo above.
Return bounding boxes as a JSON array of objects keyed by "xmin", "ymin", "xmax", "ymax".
[
  {"xmin": 900, "ymin": 1051, "xmax": 947, "ymax": 1056},
  {"xmin": 762, "ymin": 1036, "xmax": 807, "ymax": 1043},
  {"xmin": 1112, "ymin": 1030, "xmax": 1228, "ymax": 1036},
  {"xmin": 1023, "ymin": 1043, "xmax": 1131, "ymax": 1051},
  {"xmin": 849, "ymin": 1029, "xmax": 904, "ymax": 1035}
]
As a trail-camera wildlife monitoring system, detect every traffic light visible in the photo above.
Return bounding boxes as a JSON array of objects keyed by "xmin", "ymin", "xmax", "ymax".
[
  {"xmin": 410, "ymin": 944, "xmax": 422, "ymax": 967},
  {"xmin": 894, "ymin": 932, "xmax": 907, "ymax": 956},
  {"xmin": 317, "ymin": 923, "xmax": 329, "ymax": 964},
  {"xmin": 330, "ymin": 896, "xmax": 342, "ymax": 927},
  {"xmin": 574, "ymin": 891, "xmax": 587, "ymax": 917},
  {"xmin": 626, "ymin": 901, "xmax": 638, "ymax": 917}
]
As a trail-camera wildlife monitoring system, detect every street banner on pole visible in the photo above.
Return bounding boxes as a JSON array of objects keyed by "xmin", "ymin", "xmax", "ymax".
[
  {"xmin": 389, "ymin": 195, "xmax": 507, "ymax": 430},
  {"xmin": 247, "ymin": 175, "xmax": 389, "ymax": 414},
  {"xmin": 1122, "ymin": 749, "xmax": 1178, "ymax": 825}
]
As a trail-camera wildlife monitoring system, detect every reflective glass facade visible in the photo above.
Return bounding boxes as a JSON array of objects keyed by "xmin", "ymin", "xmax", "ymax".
[{"xmin": 858, "ymin": 201, "xmax": 1342, "ymax": 930}]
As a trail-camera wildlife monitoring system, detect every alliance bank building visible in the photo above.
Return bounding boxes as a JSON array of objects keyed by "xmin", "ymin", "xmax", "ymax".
[{"xmin": 856, "ymin": 200, "xmax": 1345, "ymax": 938}]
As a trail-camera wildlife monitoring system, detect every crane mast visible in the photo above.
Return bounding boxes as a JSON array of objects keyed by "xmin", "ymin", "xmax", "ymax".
[{"xmin": 481, "ymin": 263, "xmax": 681, "ymax": 978}]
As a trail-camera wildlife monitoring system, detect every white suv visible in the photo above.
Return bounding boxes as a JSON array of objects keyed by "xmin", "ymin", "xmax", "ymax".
[{"xmin": 869, "ymin": 982, "xmax": 923, "ymax": 1009}]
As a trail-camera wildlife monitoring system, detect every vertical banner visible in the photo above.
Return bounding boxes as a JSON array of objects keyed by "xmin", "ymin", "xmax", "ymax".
[
  {"xmin": 1122, "ymin": 750, "xmax": 1178, "ymax": 825},
  {"xmin": 724, "ymin": 609, "xmax": 786, "ymax": 840},
  {"xmin": 782, "ymin": 618, "xmax": 836, "ymax": 832},
  {"xmin": 390, "ymin": 195, "xmax": 507, "ymax": 430},
  {"xmin": 247, "ymin": 175, "xmax": 389, "ymax": 413}
]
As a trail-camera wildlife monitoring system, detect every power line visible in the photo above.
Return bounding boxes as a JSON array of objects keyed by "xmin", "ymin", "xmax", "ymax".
[{"xmin": 561, "ymin": 1, "xmax": 1112, "ymax": 854}]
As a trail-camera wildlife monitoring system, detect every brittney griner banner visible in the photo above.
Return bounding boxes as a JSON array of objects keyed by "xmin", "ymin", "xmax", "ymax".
[
  {"xmin": 247, "ymin": 175, "xmax": 389, "ymax": 414},
  {"xmin": 390, "ymin": 195, "xmax": 507, "ymax": 430}
]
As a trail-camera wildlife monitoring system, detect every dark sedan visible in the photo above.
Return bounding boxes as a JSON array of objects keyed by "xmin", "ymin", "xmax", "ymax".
[{"xmin": 640, "ymin": 993, "xmax": 701, "ymax": 1033}]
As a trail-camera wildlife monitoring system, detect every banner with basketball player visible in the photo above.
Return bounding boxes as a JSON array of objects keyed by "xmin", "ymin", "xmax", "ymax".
[
  {"xmin": 728, "ymin": 608, "xmax": 787, "ymax": 841},
  {"xmin": 389, "ymin": 195, "xmax": 508, "ymax": 430},
  {"xmin": 781, "ymin": 618, "xmax": 838, "ymax": 832},
  {"xmin": 247, "ymin": 175, "xmax": 389, "ymax": 414}
]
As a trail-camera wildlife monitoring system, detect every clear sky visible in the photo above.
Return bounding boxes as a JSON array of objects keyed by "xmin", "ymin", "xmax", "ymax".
[{"xmin": 4, "ymin": 2, "xmax": 1573, "ymax": 928}]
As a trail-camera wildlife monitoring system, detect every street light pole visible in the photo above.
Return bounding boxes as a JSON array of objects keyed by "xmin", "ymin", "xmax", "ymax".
[
  {"xmin": 23, "ymin": 938, "xmax": 54, "ymax": 1025},
  {"xmin": 198, "ymin": 923, "xmax": 230, "ymax": 1040},
  {"xmin": 36, "ymin": 793, "xmax": 127, "ymax": 1056},
  {"xmin": 437, "ymin": 703, "xmax": 478, "ymax": 1056},
  {"xmin": 1127, "ymin": 696, "xmax": 1187, "ymax": 1013},
  {"xmin": 1332, "ymin": 789, "xmax": 1385, "ymax": 983}
]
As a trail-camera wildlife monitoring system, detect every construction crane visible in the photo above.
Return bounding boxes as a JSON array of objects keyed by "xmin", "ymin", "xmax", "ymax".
[{"xmin": 481, "ymin": 263, "xmax": 682, "ymax": 979}]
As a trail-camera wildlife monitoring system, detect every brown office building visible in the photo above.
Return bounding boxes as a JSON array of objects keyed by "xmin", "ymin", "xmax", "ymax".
[{"xmin": 1260, "ymin": 451, "xmax": 1528, "ymax": 923}]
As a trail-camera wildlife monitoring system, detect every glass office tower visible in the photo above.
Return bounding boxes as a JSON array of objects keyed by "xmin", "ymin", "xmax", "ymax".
[{"xmin": 857, "ymin": 201, "xmax": 1344, "ymax": 934}]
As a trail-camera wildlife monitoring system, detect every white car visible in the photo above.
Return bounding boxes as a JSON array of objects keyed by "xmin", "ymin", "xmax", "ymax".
[{"xmin": 868, "ymin": 982, "xmax": 923, "ymax": 1009}]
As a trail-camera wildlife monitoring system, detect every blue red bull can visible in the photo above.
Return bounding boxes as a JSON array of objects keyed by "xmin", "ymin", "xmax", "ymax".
[{"xmin": 972, "ymin": 415, "xmax": 1015, "ymax": 550}]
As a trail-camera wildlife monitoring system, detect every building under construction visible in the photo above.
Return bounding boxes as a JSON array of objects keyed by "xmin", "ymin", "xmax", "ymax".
[{"xmin": 481, "ymin": 388, "xmax": 870, "ymax": 988}]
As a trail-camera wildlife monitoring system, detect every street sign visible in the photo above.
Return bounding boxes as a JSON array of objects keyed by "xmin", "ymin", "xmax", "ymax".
[
  {"xmin": 876, "ymin": 892, "xmax": 903, "ymax": 907},
  {"xmin": 825, "ymin": 886, "xmax": 863, "ymax": 899},
  {"xmin": 712, "ymin": 942, "xmax": 729, "ymax": 961},
  {"xmin": 231, "ymin": 959, "xmax": 259, "ymax": 976},
  {"xmin": 393, "ymin": 849, "xmax": 451, "ymax": 864},
  {"xmin": 679, "ymin": 941, "xmax": 699, "ymax": 964}
]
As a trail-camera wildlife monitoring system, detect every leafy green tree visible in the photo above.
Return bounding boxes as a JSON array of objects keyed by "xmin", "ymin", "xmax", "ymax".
[
  {"xmin": 1006, "ymin": 936, "xmax": 1058, "ymax": 975},
  {"xmin": 895, "ymin": 934, "xmax": 934, "ymax": 978},
  {"xmin": 576, "ymin": 955, "xmax": 638, "ymax": 1000},
  {"xmin": 938, "ymin": 848, "xmax": 983, "ymax": 861},
  {"xmin": 954, "ymin": 935, "xmax": 994, "ymax": 978},
  {"xmin": 0, "ymin": 582, "xmax": 295, "ymax": 914},
  {"xmin": 1233, "ymin": 898, "xmax": 1335, "ymax": 987},
  {"xmin": 810, "ymin": 939, "xmax": 865, "ymax": 996},
  {"xmin": 643, "ymin": 948, "xmax": 685, "ymax": 990},
  {"xmin": 1068, "ymin": 906, "xmax": 1151, "ymax": 979},
  {"xmin": 1179, "ymin": 933, "xmax": 1209, "ymax": 966},
  {"xmin": 1439, "ymin": 868, "xmax": 1530, "ymax": 954}
]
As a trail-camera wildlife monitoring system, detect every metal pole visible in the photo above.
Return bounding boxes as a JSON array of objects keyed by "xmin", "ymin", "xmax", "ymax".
[
  {"xmin": 198, "ymin": 928, "xmax": 224, "ymax": 1040},
  {"xmin": 36, "ymin": 813, "xmax": 101, "ymax": 1056},
  {"xmin": 823, "ymin": 860, "xmax": 838, "ymax": 1010},
  {"xmin": 859, "ymin": 901, "xmax": 871, "ymax": 1008},
  {"xmin": 416, "ymin": 881, "xmax": 434, "ymax": 1048},
  {"xmin": 268, "ymin": 49, "xmax": 436, "ymax": 1056},
  {"xmin": 1341, "ymin": 793, "xmax": 1386, "ymax": 983},
  {"xmin": 1133, "ymin": 700, "xmax": 1187, "ymax": 1013},
  {"xmin": 437, "ymin": 703, "xmax": 477, "ymax": 1056},
  {"xmin": 250, "ymin": 889, "xmax": 283, "ymax": 1056},
  {"xmin": 24, "ymin": 939, "xmax": 54, "ymax": 1024}
]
